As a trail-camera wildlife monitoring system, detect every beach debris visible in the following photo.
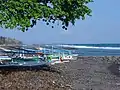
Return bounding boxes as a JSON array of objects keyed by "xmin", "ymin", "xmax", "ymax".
[
  {"xmin": 61, "ymin": 75, "xmax": 64, "ymax": 78},
  {"xmin": 65, "ymin": 84, "xmax": 72, "ymax": 88},
  {"xmin": 60, "ymin": 84, "xmax": 64, "ymax": 87},
  {"xmin": 52, "ymin": 81, "xmax": 55, "ymax": 84},
  {"xmin": 5, "ymin": 82, "xmax": 12, "ymax": 87}
]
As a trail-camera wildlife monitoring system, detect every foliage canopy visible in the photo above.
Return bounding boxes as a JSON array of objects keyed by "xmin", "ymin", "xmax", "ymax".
[{"xmin": 0, "ymin": 0, "xmax": 93, "ymax": 31}]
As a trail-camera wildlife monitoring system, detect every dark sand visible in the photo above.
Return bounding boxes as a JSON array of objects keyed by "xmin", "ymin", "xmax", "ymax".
[{"xmin": 1, "ymin": 56, "xmax": 120, "ymax": 90}]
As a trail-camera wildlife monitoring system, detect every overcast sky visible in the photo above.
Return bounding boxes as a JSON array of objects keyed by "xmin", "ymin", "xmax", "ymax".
[{"xmin": 0, "ymin": 0, "xmax": 120, "ymax": 44}]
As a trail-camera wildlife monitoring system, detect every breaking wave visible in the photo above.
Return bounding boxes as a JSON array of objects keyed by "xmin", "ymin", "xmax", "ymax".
[{"xmin": 60, "ymin": 45, "xmax": 120, "ymax": 50}]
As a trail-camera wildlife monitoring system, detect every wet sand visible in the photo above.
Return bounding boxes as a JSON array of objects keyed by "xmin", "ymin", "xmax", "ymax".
[{"xmin": 1, "ymin": 56, "xmax": 120, "ymax": 90}]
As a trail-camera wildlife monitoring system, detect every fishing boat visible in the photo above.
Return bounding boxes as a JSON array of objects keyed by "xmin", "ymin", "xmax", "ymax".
[
  {"xmin": 42, "ymin": 45, "xmax": 78, "ymax": 65},
  {"xmin": 0, "ymin": 44, "xmax": 78, "ymax": 66},
  {"xmin": 0, "ymin": 45, "xmax": 49, "ymax": 67}
]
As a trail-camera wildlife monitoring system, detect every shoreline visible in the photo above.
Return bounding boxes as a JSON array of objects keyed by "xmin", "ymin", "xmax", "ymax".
[{"xmin": 0, "ymin": 56, "xmax": 120, "ymax": 90}]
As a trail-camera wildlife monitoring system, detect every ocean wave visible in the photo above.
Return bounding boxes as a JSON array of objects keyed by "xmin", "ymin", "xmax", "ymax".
[{"xmin": 59, "ymin": 45, "xmax": 120, "ymax": 50}]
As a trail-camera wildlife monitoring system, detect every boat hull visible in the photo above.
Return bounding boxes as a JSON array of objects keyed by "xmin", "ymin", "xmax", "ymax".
[{"xmin": 0, "ymin": 57, "xmax": 49, "ymax": 67}]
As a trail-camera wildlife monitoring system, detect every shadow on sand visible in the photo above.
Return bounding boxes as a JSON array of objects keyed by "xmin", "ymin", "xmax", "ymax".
[
  {"xmin": 108, "ymin": 62, "xmax": 120, "ymax": 77},
  {"xmin": 0, "ymin": 64, "xmax": 61, "ymax": 75}
]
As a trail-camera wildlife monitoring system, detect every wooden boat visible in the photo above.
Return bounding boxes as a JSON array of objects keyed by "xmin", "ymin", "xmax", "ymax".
[
  {"xmin": 0, "ymin": 45, "xmax": 78, "ymax": 66},
  {"xmin": 0, "ymin": 46, "xmax": 49, "ymax": 67}
]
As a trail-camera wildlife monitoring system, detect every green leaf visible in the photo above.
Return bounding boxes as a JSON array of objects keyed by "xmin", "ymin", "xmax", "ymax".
[{"xmin": 0, "ymin": 0, "xmax": 93, "ymax": 31}]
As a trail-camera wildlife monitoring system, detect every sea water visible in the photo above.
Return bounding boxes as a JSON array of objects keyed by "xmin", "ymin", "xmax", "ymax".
[{"xmin": 57, "ymin": 44, "xmax": 120, "ymax": 56}]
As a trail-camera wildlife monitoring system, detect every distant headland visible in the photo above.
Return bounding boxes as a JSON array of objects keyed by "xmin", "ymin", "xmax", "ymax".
[{"xmin": 0, "ymin": 36, "xmax": 23, "ymax": 45}]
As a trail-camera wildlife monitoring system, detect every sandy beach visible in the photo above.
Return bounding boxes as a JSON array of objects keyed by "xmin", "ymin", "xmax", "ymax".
[{"xmin": 1, "ymin": 56, "xmax": 120, "ymax": 90}]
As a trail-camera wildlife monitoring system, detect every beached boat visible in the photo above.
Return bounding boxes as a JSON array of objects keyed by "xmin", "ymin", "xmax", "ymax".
[
  {"xmin": 40, "ymin": 45, "xmax": 79, "ymax": 65},
  {"xmin": 0, "ymin": 46, "xmax": 49, "ymax": 67},
  {"xmin": 0, "ymin": 45, "xmax": 78, "ymax": 66},
  {"xmin": 46, "ymin": 53, "xmax": 78, "ymax": 65}
]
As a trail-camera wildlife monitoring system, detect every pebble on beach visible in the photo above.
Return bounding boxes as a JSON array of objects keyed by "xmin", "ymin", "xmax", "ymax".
[{"xmin": 1, "ymin": 56, "xmax": 120, "ymax": 90}]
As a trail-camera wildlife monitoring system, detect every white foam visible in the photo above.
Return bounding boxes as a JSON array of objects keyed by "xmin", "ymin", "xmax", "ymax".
[{"xmin": 60, "ymin": 45, "xmax": 120, "ymax": 50}]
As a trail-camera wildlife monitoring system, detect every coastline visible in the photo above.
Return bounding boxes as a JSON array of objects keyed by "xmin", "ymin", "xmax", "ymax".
[{"xmin": 0, "ymin": 56, "xmax": 120, "ymax": 90}]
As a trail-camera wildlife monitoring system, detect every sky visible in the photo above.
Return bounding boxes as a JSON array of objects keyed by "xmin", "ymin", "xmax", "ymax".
[{"xmin": 0, "ymin": 0, "xmax": 120, "ymax": 44}]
